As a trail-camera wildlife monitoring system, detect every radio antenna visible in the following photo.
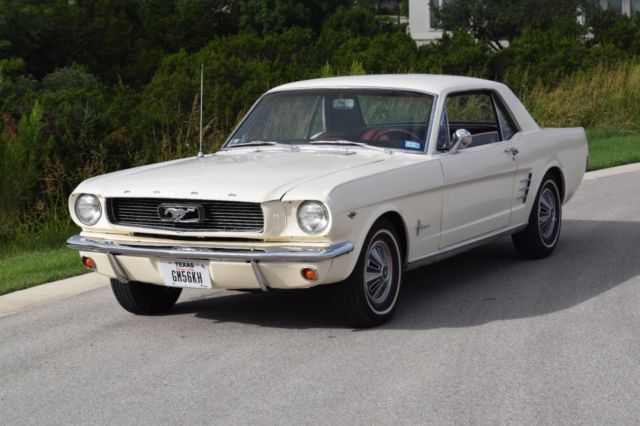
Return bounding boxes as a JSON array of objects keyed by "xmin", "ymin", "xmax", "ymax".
[{"xmin": 197, "ymin": 63, "xmax": 204, "ymax": 158}]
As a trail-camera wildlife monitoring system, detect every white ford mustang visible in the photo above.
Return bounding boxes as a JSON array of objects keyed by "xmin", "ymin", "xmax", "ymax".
[{"xmin": 67, "ymin": 74, "xmax": 588, "ymax": 327}]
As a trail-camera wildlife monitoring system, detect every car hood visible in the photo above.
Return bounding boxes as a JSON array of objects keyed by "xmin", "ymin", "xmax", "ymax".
[{"xmin": 75, "ymin": 148, "xmax": 388, "ymax": 202}]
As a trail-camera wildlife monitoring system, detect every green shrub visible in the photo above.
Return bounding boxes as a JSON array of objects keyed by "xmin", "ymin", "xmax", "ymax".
[
  {"xmin": 492, "ymin": 27, "xmax": 588, "ymax": 87},
  {"xmin": 416, "ymin": 31, "xmax": 490, "ymax": 76},
  {"xmin": 0, "ymin": 101, "xmax": 52, "ymax": 250},
  {"xmin": 328, "ymin": 32, "xmax": 418, "ymax": 74},
  {"xmin": 587, "ymin": 8, "xmax": 640, "ymax": 52}
]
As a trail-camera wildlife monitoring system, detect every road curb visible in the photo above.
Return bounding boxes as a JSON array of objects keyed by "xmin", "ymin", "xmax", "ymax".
[
  {"xmin": 0, "ymin": 272, "xmax": 107, "ymax": 318},
  {"xmin": 583, "ymin": 162, "xmax": 640, "ymax": 181}
]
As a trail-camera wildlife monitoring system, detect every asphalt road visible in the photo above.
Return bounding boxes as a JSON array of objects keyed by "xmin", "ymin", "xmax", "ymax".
[{"xmin": 1, "ymin": 170, "xmax": 640, "ymax": 425}]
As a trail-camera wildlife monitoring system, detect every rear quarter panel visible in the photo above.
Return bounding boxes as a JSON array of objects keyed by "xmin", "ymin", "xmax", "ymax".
[{"xmin": 510, "ymin": 127, "xmax": 588, "ymax": 226}]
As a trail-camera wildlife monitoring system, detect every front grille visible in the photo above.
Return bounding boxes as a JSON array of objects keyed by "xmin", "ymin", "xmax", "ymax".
[{"xmin": 107, "ymin": 198, "xmax": 264, "ymax": 232}]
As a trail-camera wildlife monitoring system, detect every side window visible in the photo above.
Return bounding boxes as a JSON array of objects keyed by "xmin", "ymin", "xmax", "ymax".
[
  {"xmin": 440, "ymin": 91, "xmax": 500, "ymax": 149},
  {"xmin": 493, "ymin": 96, "xmax": 517, "ymax": 140},
  {"xmin": 446, "ymin": 92, "xmax": 496, "ymax": 124},
  {"xmin": 436, "ymin": 109, "xmax": 450, "ymax": 150}
]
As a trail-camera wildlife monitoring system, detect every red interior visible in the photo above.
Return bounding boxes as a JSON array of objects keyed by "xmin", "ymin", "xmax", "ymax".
[{"xmin": 318, "ymin": 124, "xmax": 428, "ymax": 143}]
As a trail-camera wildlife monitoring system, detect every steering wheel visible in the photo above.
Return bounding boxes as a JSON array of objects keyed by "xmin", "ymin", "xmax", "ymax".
[{"xmin": 372, "ymin": 128, "xmax": 422, "ymax": 142}]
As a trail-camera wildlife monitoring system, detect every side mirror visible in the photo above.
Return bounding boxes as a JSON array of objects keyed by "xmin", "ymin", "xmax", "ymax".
[{"xmin": 449, "ymin": 129, "xmax": 472, "ymax": 154}]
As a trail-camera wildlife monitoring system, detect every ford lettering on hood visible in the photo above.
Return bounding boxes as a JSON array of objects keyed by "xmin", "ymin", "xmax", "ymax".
[{"xmin": 74, "ymin": 148, "xmax": 387, "ymax": 202}]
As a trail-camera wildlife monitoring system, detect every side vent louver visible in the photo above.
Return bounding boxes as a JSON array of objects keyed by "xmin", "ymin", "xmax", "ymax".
[{"xmin": 517, "ymin": 173, "xmax": 533, "ymax": 203}]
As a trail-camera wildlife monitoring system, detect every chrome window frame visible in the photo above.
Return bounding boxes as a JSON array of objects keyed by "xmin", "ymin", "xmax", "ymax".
[{"xmin": 433, "ymin": 89, "xmax": 522, "ymax": 152}]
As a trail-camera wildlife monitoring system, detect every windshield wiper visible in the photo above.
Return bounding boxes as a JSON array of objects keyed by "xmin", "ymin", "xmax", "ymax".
[
  {"xmin": 226, "ymin": 141, "xmax": 300, "ymax": 151},
  {"xmin": 309, "ymin": 140, "xmax": 392, "ymax": 154}
]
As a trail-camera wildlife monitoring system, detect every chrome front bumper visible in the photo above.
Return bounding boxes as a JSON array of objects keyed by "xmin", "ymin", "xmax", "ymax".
[
  {"xmin": 66, "ymin": 235, "xmax": 354, "ymax": 262},
  {"xmin": 66, "ymin": 235, "xmax": 354, "ymax": 290}
]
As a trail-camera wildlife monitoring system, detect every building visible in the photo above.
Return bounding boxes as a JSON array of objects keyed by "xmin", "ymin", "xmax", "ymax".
[
  {"xmin": 596, "ymin": 0, "xmax": 640, "ymax": 15},
  {"xmin": 408, "ymin": 0, "xmax": 446, "ymax": 44},
  {"xmin": 409, "ymin": 0, "xmax": 640, "ymax": 44}
]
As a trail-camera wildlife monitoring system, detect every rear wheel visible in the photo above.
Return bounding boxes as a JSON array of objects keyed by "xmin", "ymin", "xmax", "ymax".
[
  {"xmin": 110, "ymin": 279, "xmax": 182, "ymax": 315},
  {"xmin": 331, "ymin": 219, "xmax": 403, "ymax": 327},
  {"xmin": 512, "ymin": 175, "xmax": 562, "ymax": 259}
]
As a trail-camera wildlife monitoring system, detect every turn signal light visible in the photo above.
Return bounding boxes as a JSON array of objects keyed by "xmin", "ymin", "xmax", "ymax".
[
  {"xmin": 82, "ymin": 256, "xmax": 96, "ymax": 269},
  {"xmin": 301, "ymin": 267, "xmax": 318, "ymax": 281}
]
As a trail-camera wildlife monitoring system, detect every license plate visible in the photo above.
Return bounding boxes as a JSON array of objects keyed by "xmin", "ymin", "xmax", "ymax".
[{"xmin": 160, "ymin": 261, "xmax": 212, "ymax": 289}]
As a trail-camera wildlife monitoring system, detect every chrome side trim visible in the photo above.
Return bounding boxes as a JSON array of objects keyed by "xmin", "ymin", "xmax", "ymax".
[
  {"xmin": 517, "ymin": 172, "xmax": 533, "ymax": 203},
  {"xmin": 406, "ymin": 224, "xmax": 527, "ymax": 270},
  {"xmin": 67, "ymin": 235, "xmax": 354, "ymax": 263},
  {"xmin": 107, "ymin": 253, "xmax": 130, "ymax": 284}
]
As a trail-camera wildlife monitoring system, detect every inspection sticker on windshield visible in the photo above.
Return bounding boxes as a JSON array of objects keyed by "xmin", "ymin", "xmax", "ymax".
[
  {"xmin": 160, "ymin": 261, "xmax": 212, "ymax": 289},
  {"xmin": 404, "ymin": 140, "xmax": 422, "ymax": 150}
]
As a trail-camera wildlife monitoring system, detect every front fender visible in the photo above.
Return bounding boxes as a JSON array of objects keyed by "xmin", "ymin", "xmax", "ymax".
[
  {"xmin": 324, "ymin": 166, "xmax": 443, "ymax": 282},
  {"xmin": 324, "ymin": 202, "xmax": 408, "ymax": 283}
]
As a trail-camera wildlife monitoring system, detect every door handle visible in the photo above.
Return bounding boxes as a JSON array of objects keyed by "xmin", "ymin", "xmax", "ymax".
[{"xmin": 504, "ymin": 147, "xmax": 519, "ymax": 155}]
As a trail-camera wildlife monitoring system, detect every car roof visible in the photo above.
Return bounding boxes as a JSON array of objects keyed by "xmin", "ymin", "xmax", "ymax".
[{"xmin": 268, "ymin": 74, "xmax": 505, "ymax": 95}]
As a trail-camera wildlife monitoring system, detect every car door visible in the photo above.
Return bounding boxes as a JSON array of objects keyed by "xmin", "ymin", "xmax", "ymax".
[{"xmin": 436, "ymin": 91, "xmax": 520, "ymax": 248}]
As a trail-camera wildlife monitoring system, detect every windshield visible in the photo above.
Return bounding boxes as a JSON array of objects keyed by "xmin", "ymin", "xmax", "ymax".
[{"xmin": 225, "ymin": 89, "xmax": 435, "ymax": 152}]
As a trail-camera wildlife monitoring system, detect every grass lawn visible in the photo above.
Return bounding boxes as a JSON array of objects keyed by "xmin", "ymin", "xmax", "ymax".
[
  {"xmin": 0, "ymin": 247, "xmax": 87, "ymax": 296},
  {"xmin": 586, "ymin": 128, "xmax": 640, "ymax": 171}
]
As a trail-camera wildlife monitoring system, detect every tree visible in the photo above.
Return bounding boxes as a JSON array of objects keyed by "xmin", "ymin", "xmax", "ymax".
[
  {"xmin": 433, "ymin": 0, "xmax": 585, "ymax": 51},
  {"xmin": 489, "ymin": 26, "xmax": 588, "ymax": 86},
  {"xmin": 416, "ymin": 31, "xmax": 491, "ymax": 76},
  {"xmin": 138, "ymin": 0, "xmax": 237, "ymax": 52},
  {"xmin": 587, "ymin": 8, "xmax": 640, "ymax": 52},
  {"xmin": 0, "ymin": 0, "xmax": 237, "ymax": 86},
  {"xmin": 237, "ymin": 0, "xmax": 344, "ymax": 35}
]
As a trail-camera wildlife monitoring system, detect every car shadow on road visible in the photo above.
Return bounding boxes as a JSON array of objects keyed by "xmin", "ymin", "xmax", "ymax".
[{"xmin": 170, "ymin": 219, "xmax": 640, "ymax": 330}]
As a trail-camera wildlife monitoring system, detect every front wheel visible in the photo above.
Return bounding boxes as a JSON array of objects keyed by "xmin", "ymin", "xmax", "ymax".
[
  {"xmin": 331, "ymin": 219, "xmax": 403, "ymax": 327},
  {"xmin": 512, "ymin": 175, "xmax": 562, "ymax": 259},
  {"xmin": 110, "ymin": 279, "xmax": 182, "ymax": 315}
]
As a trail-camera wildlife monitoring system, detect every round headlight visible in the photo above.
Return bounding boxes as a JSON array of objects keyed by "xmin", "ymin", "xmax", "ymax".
[
  {"xmin": 75, "ymin": 194, "xmax": 102, "ymax": 226},
  {"xmin": 297, "ymin": 201, "xmax": 329, "ymax": 235}
]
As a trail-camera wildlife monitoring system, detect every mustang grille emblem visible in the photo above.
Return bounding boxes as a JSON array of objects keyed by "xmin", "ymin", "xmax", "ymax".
[{"xmin": 157, "ymin": 204, "xmax": 204, "ymax": 223}]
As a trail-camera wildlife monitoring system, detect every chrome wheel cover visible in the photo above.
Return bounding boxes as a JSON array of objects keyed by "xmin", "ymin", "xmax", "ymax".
[
  {"xmin": 538, "ymin": 184, "xmax": 559, "ymax": 246},
  {"xmin": 362, "ymin": 229, "xmax": 401, "ymax": 315},
  {"xmin": 365, "ymin": 240, "xmax": 393, "ymax": 306}
]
